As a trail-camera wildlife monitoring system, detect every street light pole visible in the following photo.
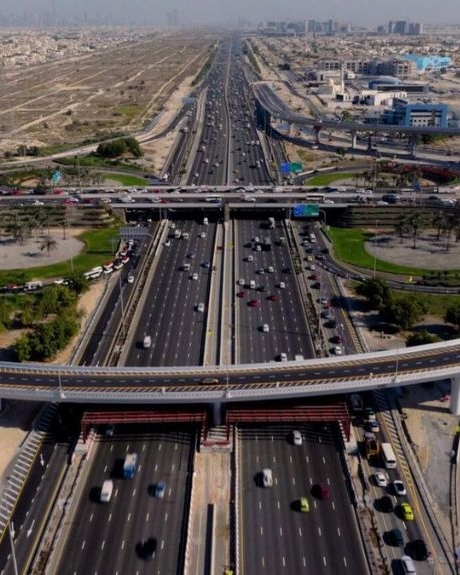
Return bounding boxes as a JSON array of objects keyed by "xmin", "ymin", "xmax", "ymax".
[
  {"xmin": 373, "ymin": 220, "xmax": 378, "ymax": 278},
  {"xmin": 9, "ymin": 521, "xmax": 19, "ymax": 575}
]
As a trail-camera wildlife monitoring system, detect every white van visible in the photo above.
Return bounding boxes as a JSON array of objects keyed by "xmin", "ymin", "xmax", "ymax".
[
  {"xmin": 401, "ymin": 555, "xmax": 416, "ymax": 574},
  {"xmin": 250, "ymin": 280, "xmax": 256, "ymax": 289},
  {"xmin": 100, "ymin": 479, "xmax": 113, "ymax": 503}
]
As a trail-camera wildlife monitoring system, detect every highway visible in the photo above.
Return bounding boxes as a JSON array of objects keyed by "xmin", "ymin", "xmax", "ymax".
[
  {"xmin": 238, "ymin": 423, "xmax": 368, "ymax": 574},
  {"xmin": 56, "ymin": 426, "xmax": 195, "ymax": 575},
  {"xmin": 0, "ymin": 34, "xmax": 457, "ymax": 575}
]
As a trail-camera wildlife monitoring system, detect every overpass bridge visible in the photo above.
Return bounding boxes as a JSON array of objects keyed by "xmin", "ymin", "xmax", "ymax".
[{"xmin": 1, "ymin": 339, "xmax": 460, "ymax": 412}]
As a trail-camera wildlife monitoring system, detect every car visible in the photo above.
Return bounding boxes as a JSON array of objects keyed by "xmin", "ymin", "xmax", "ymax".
[
  {"xmin": 201, "ymin": 261, "xmax": 211, "ymax": 269},
  {"xmin": 279, "ymin": 282, "xmax": 286, "ymax": 289},
  {"xmin": 364, "ymin": 407, "xmax": 376, "ymax": 421},
  {"xmin": 201, "ymin": 377, "xmax": 219, "ymax": 384},
  {"xmin": 267, "ymin": 266, "xmax": 274, "ymax": 273},
  {"xmin": 326, "ymin": 319, "xmax": 337, "ymax": 329},
  {"xmin": 261, "ymin": 323, "xmax": 270, "ymax": 333},
  {"xmin": 332, "ymin": 346, "xmax": 342, "ymax": 355},
  {"xmin": 388, "ymin": 528, "xmax": 404, "ymax": 547},
  {"xmin": 191, "ymin": 273, "xmax": 199, "ymax": 281},
  {"xmin": 279, "ymin": 352, "xmax": 288, "ymax": 362},
  {"xmin": 187, "ymin": 252, "xmax": 195, "ymax": 259},
  {"xmin": 238, "ymin": 278, "xmax": 245, "ymax": 286},
  {"xmin": 310, "ymin": 273, "xmax": 319, "ymax": 281},
  {"xmin": 367, "ymin": 420, "xmax": 380, "ymax": 433},
  {"xmin": 292, "ymin": 430, "xmax": 302, "ymax": 445},
  {"xmin": 350, "ymin": 394, "xmax": 363, "ymax": 412},
  {"xmin": 199, "ymin": 231, "xmax": 206, "ymax": 238},
  {"xmin": 164, "ymin": 240, "xmax": 171, "ymax": 247},
  {"xmin": 197, "ymin": 303, "xmax": 205, "ymax": 313},
  {"xmin": 154, "ymin": 480, "xmax": 166, "ymax": 498},
  {"xmin": 257, "ymin": 268, "xmax": 265, "ymax": 275},
  {"xmin": 400, "ymin": 502, "xmax": 414, "ymax": 521},
  {"xmin": 409, "ymin": 538, "xmax": 429, "ymax": 560},
  {"xmin": 127, "ymin": 274, "xmax": 135, "ymax": 284},
  {"xmin": 236, "ymin": 291, "xmax": 246, "ymax": 298},
  {"xmin": 320, "ymin": 296, "xmax": 328, "ymax": 305},
  {"xmin": 257, "ymin": 285, "xmax": 266, "ymax": 292},
  {"xmin": 248, "ymin": 299, "xmax": 258, "ymax": 307},
  {"xmin": 262, "ymin": 468, "xmax": 273, "ymax": 487},
  {"xmin": 331, "ymin": 335, "xmax": 342, "ymax": 344},
  {"xmin": 309, "ymin": 264, "xmax": 316, "ymax": 271},
  {"xmin": 393, "ymin": 480, "xmax": 407, "ymax": 496},
  {"xmin": 314, "ymin": 484, "xmax": 331, "ymax": 500},
  {"xmin": 375, "ymin": 471, "xmax": 388, "ymax": 487},
  {"xmin": 247, "ymin": 254, "xmax": 254, "ymax": 262},
  {"xmin": 105, "ymin": 424, "xmax": 115, "ymax": 437},
  {"xmin": 379, "ymin": 495, "xmax": 394, "ymax": 513},
  {"xmin": 140, "ymin": 537, "xmax": 157, "ymax": 560},
  {"xmin": 267, "ymin": 294, "xmax": 280, "ymax": 302},
  {"xmin": 321, "ymin": 310, "xmax": 331, "ymax": 319},
  {"xmin": 401, "ymin": 555, "xmax": 416, "ymax": 574},
  {"xmin": 299, "ymin": 497, "xmax": 309, "ymax": 512}
]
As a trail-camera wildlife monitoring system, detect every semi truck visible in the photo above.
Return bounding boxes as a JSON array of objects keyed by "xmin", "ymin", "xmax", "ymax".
[
  {"xmin": 123, "ymin": 453, "xmax": 138, "ymax": 479},
  {"xmin": 100, "ymin": 479, "xmax": 114, "ymax": 502}
]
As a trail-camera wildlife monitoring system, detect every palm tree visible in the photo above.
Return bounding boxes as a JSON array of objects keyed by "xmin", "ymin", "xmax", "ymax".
[
  {"xmin": 406, "ymin": 211, "xmax": 425, "ymax": 249},
  {"xmin": 394, "ymin": 214, "xmax": 409, "ymax": 244},
  {"xmin": 432, "ymin": 211, "xmax": 445, "ymax": 240},
  {"xmin": 40, "ymin": 236, "xmax": 57, "ymax": 257}
]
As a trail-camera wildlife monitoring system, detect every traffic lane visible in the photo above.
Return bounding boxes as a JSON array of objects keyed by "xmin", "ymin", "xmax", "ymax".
[
  {"xmin": 57, "ymin": 428, "xmax": 194, "ymax": 575},
  {"xmin": 239, "ymin": 425, "xmax": 362, "ymax": 574}
]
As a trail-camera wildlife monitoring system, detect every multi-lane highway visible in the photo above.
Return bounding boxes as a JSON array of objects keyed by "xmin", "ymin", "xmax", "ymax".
[
  {"xmin": 56, "ymin": 426, "xmax": 195, "ymax": 575},
  {"xmin": 238, "ymin": 423, "xmax": 368, "ymax": 574}
]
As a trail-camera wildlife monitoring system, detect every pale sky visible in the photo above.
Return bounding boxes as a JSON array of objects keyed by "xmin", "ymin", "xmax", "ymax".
[{"xmin": 0, "ymin": 0, "xmax": 459, "ymax": 27}]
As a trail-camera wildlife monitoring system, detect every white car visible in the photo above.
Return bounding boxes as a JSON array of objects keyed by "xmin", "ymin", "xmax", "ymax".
[
  {"xmin": 191, "ymin": 273, "xmax": 198, "ymax": 281},
  {"xmin": 393, "ymin": 480, "xmax": 407, "ymax": 496},
  {"xmin": 333, "ymin": 346, "xmax": 342, "ymax": 355},
  {"xmin": 127, "ymin": 275, "xmax": 135, "ymax": 284},
  {"xmin": 279, "ymin": 282, "xmax": 286, "ymax": 289},
  {"xmin": 292, "ymin": 430, "xmax": 302, "ymax": 446},
  {"xmin": 262, "ymin": 468, "xmax": 273, "ymax": 487},
  {"xmin": 375, "ymin": 471, "xmax": 388, "ymax": 487}
]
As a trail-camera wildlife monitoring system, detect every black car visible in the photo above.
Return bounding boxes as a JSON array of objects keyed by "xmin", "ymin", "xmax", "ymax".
[
  {"xmin": 379, "ymin": 496, "xmax": 393, "ymax": 513},
  {"xmin": 141, "ymin": 537, "xmax": 157, "ymax": 560},
  {"xmin": 388, "ymin": 528, "xmax": 404, "ymax": 547},
  {"xmin": 409, "ymin": 539, "xmax": 429, "ymax": 560}
]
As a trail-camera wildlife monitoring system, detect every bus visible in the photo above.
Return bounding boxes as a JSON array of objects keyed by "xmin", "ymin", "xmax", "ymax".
[
  {"xmin": 381, "ymin": 442, "xmax": 397, "ymax": 469},
  {"xmin": 305, "ymin": 194, "xmax": 325, "ymax": 202}
]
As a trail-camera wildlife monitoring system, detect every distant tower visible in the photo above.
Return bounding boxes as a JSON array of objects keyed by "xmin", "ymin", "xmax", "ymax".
[{"xmin": 340, "ymin": 63, "xmax": 345, "ymax": 93}]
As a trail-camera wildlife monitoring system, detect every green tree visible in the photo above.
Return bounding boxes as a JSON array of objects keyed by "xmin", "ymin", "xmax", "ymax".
[
  {"xmin": 445, "ymin": 303, "xmax": 460, "ymax": 330},
  {"xmin": 406, "ymin": 330, "xmax": 441, "ymax": 347},
  {"xmin": 394, "ymin": 214, "xmax": 409, "ymax": 244},
  {"xmin": 355, "ymin": 278, "xmax": 391, "ymax": 310},
  {"xmin": 381, "ymin": 296, "xmax": 428, "ymax": 330}
]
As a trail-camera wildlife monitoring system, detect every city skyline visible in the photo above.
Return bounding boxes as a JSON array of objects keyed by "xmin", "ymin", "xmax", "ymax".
[{"xmin": 0, "ymin": 0, "xmax": 459, "ymax": 28}]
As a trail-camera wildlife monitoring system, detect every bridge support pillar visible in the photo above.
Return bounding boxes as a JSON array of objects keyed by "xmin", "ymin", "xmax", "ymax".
[
  {"xmin": 211, "ymin": 401, "xmax": 223, "ymax": 426},
  {"xmin": 351, "ymin": 131, "xmax": 357, "ymax": 149},
  {"xmin": 450, "ymin": 378, "xmax": 460, "ymax": 415}
]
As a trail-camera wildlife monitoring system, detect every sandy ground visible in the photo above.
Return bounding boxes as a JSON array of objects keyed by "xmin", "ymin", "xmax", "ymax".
[
  {"xmin": 0, "ymin": 228, "xmax": 85, "ymax": 271},
  {"xmin": 367, "ymin": 230, "xmax": 460, "ymax": 271}
]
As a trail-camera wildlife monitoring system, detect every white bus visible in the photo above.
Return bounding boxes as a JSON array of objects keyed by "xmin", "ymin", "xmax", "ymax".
[{"xmin": 381, "ymin": 442, "xmax": 397, "ymax": 469}]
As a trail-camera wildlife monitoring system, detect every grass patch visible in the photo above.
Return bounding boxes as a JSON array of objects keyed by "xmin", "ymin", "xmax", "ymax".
[
  {"xmin": 306, "ymin": 172, "xmax": 355, "ymax": 186},
  {"xmin": 392, "ymin": 290, "xmax": 459, "ymax": 318},
  {"xmin": 100, "ymin": 173, "xmax": 148, "ymax": 187},
  {"xmin": 0, "ymin": 227, "xmax": 119, "ymax": 284},
  {"xmin": 329, "ymin": 227, "xmax": 433, "ymax": 276},
  {"xmin": 55, "ymin": 155, "xmax": 144, "ymax": 171},
  {"xmin": 113, "ymin": 104, "xmax": 141, "ymax": 119}
]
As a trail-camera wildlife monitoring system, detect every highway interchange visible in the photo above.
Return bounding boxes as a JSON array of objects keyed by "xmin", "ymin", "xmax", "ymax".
[{"xmin": 0, "ymin": 34, "xmax": 456, "ymax": 575}]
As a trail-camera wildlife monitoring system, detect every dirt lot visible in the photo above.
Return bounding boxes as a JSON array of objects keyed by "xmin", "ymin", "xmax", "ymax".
[{"xmin": 0, "ymin": 33, "xmax": 211, "ymax": 157}]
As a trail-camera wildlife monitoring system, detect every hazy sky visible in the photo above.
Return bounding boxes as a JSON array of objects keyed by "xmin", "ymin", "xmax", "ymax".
[{"xmin": 0, "ymin": 0, "xmax": 459, "ymax": 26}]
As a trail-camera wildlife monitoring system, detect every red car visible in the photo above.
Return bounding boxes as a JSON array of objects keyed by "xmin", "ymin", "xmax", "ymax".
[
  {"xmin": 310, "ymin": 273, "xmax": 319, "ymax": 281},
  {"xmin": 236, "ymin": 291, "xmax": 246, "ymax": 298},
  {"xmin": 248, "ymin": 299, "xmax": 258, "ymax": 307},
  {"xmin": 313, "ymin": 484, "xmax": 331, "ymax": 500},
  {"xmin": 267, "ymin": 294, "xmax": 280, "ymax": 302}
]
